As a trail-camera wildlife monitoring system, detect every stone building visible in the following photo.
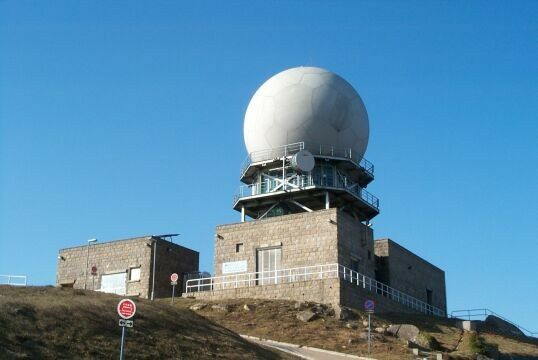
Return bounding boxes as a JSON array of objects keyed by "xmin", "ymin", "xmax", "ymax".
[
  {"xmin": 186, "ymin": 209, "xmax": 446, "ymax": 315},
  {"xmin": 182, "ymin": 67, "xmax": 448, "ymax": 316},
  {"xmin": 57, "ymin": 235, "xmax": 198, "ymax": 299}
]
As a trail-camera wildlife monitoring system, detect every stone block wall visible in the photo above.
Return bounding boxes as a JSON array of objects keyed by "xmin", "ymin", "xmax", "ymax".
[
  {"xmin": 151, "ymin": 239, "xmax": 199, "ymax": 298},
  {"xmin": 184, "ymin": 277, "xmax": 429, "ymax": 316},
  {"xmin": 339, "ymin": 280, "xmax": 420, "ymax": 315},
  {"xmin": 374, "ymin": 239, "xmax": 446, "ymax": 313},
  {"xmin": 336, "ymin": 211, "xmax": 375, "ymax": 278},
  {"xmin": 185, "ymin": 278, "xmax": 340, "ymax": 305},
  {"xmin": 57, "ymin": 237, "xmax": 152, "ymax": 297},
  {"xmin": 214, "ymin": 209, "xmax": 340, "ymax": 277},
  {"xmin": 57, "ymin": 236, "xmax": 199, "ymax": 299}
]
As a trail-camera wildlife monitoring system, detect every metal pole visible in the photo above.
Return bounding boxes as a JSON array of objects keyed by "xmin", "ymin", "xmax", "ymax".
[
  {"xmin": 84, "ymin": 239, "xmax": 97, "ymax": 290},
  {"xmin": 151, "ymin": 240, "xmax": 157, "ymax": 301},
  {"xmin": 171, "ymin": 284, "xmax": 175, "ymax": 304},
  {"xmin": 283, "ymin": 146, "xmax": 286, "ymax": 191},
  {"xmin": 119, "ymin": 326, "xmax": 126, "ymax": 360},
  {"xmin": 368, "ymin": 313, "xmax": 371, "ymax": 355}
]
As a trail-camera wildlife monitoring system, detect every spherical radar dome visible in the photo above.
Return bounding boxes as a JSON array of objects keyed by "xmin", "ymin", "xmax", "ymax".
[{"xmin": 244, "ymin": 66, "xmax": 369, "ymax": 160}]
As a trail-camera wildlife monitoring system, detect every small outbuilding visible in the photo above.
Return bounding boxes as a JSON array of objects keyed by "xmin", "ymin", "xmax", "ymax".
[{"xmin": 56, "ymin": 235, "xmax": 199, "ymax": 299}]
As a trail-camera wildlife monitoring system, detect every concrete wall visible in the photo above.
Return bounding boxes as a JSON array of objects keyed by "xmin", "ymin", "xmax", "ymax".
[
  {"xmin": 374, "ymin": 239, "xmax": 446, "ymax": 313},
  {"xmin": 214, "ymin": 209, "xmax": 340, "ymax": 277},
  {"xmin": 57, "ymin": 236, "xmax": 199, "ymax": 299}
]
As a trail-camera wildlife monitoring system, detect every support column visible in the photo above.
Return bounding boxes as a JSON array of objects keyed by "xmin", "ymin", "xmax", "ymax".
[
  {"xmin": 241, "ymin": 205, "xmax": 245, "ymax": 222},
  {"xmin": 325, "ymin": 191, "xmax": 330, "ymax": 209}
]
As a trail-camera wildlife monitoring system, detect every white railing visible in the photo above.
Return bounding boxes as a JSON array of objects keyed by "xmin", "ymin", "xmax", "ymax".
[
  {"xmin": 234, "ymin": 173, "xmax": 379, "ymax": 210},
  {"xmin": 185, "ymin": 263, "xmax": 444, "ymax": 317},
  {"xmin": 241, "ymin": 142, "xmax": 305, "ymax": 176},
  {"xmin": 0, "ymin": 275, "xmax": 27, "ymax": 286},
  {"xmin": 240, "ymin": 142, "xmax": 374, "ymax": 178}
]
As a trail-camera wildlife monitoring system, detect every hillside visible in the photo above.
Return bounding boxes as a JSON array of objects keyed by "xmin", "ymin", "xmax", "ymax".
[
  {"xmin": 2, "ymin": 286, "xmax": 536, "ymax": 360},
  {"xmin": 0, "ymin": 286, "xmax": 295, "ymax": 359},
  {"xmin": 175, "ymin": 297, "xmax": 538, "ymax": 360}
]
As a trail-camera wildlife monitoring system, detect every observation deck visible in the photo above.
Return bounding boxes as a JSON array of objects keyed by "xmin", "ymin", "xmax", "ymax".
[{"xmin": 240, "ymin": 142, "xmax": 374, "ymax": 187}]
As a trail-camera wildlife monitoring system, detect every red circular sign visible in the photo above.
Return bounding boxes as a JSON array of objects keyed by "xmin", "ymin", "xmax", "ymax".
[
  {"xmin": 170, "ymin": 273, "xmax": 179, "ymax": 282},
  {"xmin": 117, "ymin": 299, "xmax": 136, "ymax": 319}
]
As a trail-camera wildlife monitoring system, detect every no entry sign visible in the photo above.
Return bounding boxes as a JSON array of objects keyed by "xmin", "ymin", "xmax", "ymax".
[
  {"xmin": 117, "ymin": 299, "xmax": 136, "ymax": 319},
  {"xmin": 364, "ymin": 299, "xmax": 375, "ymax": 312},
  {"xmin": 170, "ymin": 273, "xmax": 179, "ymax": 282}
]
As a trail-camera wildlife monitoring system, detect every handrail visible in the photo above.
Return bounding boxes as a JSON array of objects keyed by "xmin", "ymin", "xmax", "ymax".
[
  {"xmin": 234, "ymin": 173, "xmax": 379, "ymax": 210},
  {"xmin": 240, "ymin": 142, "xmax": 374, "ymax": 178},
  {"xmin": 240, "ymin": 142, "xmax": 305, "ymax": 177},
  {"xmin": 0, "ymin": 275, "xmax": 27, "ymax": 286},
  {"xmin": 185, "ymin": 263, "xmax": 444, "ymax": 317},
  {"xmin": 450, "ymin": 308, "xmax": 537, "ymax": 337}
]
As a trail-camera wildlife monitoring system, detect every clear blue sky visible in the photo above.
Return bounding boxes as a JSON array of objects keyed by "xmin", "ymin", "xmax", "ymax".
[{"xmin": 1, "ymin": 1, "xmax": 536, "ymax": 330}]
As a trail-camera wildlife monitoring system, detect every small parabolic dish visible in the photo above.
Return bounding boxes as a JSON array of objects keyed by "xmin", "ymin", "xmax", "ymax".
[{"xmin": 291, "ymin": 150, "xmax": 315, "ymax": 172}]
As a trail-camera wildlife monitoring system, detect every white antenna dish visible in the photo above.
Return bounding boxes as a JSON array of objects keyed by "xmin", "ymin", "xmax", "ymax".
[{"xmin": 291, "ymin": 150, "xmax": 315, "ymax": 172}]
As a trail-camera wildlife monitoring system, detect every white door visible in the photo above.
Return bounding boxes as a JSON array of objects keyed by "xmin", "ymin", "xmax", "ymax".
[
  {"xmin": 257, "ymin": 247, "xmax": 281, "ymax": 285},
  {"xmin": 100, "ymin": 272, "xmax": 126, "ymax": 295}
]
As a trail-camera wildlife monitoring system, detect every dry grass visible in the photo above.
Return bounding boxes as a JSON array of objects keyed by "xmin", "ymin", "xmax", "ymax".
[
  {"xmin": 173, "ymin": 298, "xmax": 415, "ymax": 360},
  {"xmin": 175, "ymin": 297, "xmax": 538, "ymax": 360},
  {"xmin": 0, "ymin": 286, "xmax": 295, "ymax": 359}
]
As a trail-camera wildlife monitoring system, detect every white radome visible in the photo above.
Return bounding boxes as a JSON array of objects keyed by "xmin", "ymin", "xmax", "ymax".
[{"xmin": 244, "ymin": 66, "xmax": 369, "ymax": 160}]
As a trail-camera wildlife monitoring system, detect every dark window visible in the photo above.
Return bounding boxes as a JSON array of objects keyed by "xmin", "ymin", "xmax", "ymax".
[
  {"xmin": 368, "ymin": 251, "xmax": 371, "ymax": 260},
  {"xmin": 350, "ymin": 258, "xmax": 359, "ymax": 272},
  {"xmin": 236, "ymin": 243, "xmax": 243, "ymax": 253},
  {"xmin": 426, "ymin": 289, "xmax": 433, "ymax": 305}
]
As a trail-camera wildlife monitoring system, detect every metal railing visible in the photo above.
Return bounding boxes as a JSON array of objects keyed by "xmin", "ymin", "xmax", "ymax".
[
  {"xmin": 241, "ymin": 142, "xmax": 305, "ymax": 176},
  {"xmin": 450, "ymin": 309, "xmax": 537, "ymax": 337},
  {"xmin": 185, "ymin": 263, "xmax": 444, "ymax": 317},
  {"xmin": 234, "ymin": 173, "xmax": 379, "ymax": 210},
  {"xmin": 240, "ymin": 142, "xmax": 374, "ymax": 178},
  {"xmin": 0, "ymin": 275, "xmax": 27, "ymax": 286}
]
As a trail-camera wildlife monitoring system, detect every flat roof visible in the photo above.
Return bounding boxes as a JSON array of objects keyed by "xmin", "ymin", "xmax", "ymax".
[{"xmin": 59, "ymin": 235, "xmax": 198, "ymax": 254}]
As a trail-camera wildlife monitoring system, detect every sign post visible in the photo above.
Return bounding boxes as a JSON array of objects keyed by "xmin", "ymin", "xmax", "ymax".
[
  {"xmin": 364, "ymin": 299, "xmax": 375, "ymax": 355},
  {"xmin": 170, "ymin": 273, "xmax": 178, "ymax": 304},
  {"xmin": 91, "ymin": 266, "xmax": 98, "ymax": 290},
  {"xmin": 117, "ymin": 299, "xmax": 136, "ymax": 360}
]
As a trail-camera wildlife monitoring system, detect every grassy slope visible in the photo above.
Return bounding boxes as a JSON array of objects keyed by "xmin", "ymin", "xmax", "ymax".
[
  {"xmin": 0, "ymin": 286, "xmax": 294, "ymax": 360},
  {"xmin": 174, "ymin": 298, "xmax": 538, "ymax": 360}
]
